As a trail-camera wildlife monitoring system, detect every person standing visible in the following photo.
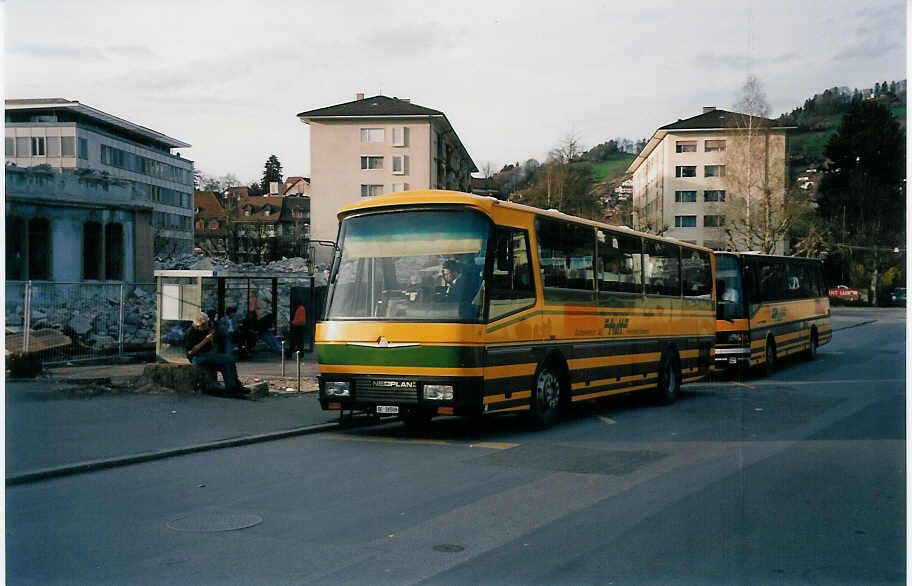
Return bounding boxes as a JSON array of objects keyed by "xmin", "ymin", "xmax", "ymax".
[
  {"xmin": 218, "ymin": 306, "xmax": 237, "ymax": 357},
  {"xmin": 185, "ymin": 312, "xmax": 246, "ymax": 395},
  {"xmin": 291, "ymin": 302, "xmax": 307, "ymax": 352}
]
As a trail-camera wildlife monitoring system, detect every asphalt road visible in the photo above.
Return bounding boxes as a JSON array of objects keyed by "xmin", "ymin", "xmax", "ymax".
[{"xmin": 6, "ymin": 308, "xmax": 905, "ymax": 585}]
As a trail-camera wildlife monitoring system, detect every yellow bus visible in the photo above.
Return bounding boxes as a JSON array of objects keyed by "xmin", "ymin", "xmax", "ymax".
[
  {"xmin": 317, "ymin": 190, "xmax": 715, "ymax": 426},
  {"xmin": 714, "ymin": 251, "xmax": 832, "ymax": 374}
]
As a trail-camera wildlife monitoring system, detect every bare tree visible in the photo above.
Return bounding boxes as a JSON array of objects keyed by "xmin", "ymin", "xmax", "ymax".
[{"xmin": 722, "ymin": 75, "xmax": 793, "ymax": 253}]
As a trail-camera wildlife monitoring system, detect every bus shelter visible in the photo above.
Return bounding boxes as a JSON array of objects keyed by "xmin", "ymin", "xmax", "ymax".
[{"xmin": 154, "ymin": 269, "xmax": 320, "ymax": 363}]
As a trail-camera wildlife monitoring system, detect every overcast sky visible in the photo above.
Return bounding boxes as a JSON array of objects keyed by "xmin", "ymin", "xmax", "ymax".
[{"xmin": 4, "ymin": 0, "xmax": 907, "ymax": 183}]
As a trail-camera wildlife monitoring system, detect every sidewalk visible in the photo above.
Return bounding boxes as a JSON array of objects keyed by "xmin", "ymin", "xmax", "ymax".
[{"xmin": 6, "ymin": 350, "xmax": 344, "ymax": 484}]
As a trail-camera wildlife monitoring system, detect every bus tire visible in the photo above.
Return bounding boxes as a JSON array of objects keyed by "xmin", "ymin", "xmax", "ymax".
[
  {"xmin": 805, "ymin": 328, "xmax": 818, "ymax": 361},
  {"xmin": 653, "ymin": 349, "xmax": 681, "ymax": 405},
  {"xmin": 531, "ymin": 362, "xmax": 562, "ymax": 427},
  {"xmin": 764, "ymin": 336, "xmax": 777, "ymax": 376}
]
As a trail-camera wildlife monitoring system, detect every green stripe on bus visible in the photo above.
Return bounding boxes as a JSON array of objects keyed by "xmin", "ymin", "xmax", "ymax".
[{"xmin": 317, "ymin": 344, "xmax": 484, "ymax": 368}]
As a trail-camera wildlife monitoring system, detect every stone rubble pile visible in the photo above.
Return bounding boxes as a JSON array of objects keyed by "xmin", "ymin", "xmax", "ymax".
[{"xmin": 4, "ymin": 255, "xmax": 330, "ymax": 359}]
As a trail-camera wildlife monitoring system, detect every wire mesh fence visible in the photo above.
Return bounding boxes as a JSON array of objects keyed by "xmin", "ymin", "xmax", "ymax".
[{"xmin": 6, "ymin": 281, "xmax": 156, "ymax": 365}]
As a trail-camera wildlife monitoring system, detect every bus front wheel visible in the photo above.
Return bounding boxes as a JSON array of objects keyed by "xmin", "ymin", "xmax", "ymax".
[
  {"xmin": 532, "ymin": 363, "xmax": 562, "ymax": 427},
  {"xmin": 653, "ymin": 350, "xmax": 681, "ymax": 405},
  {"xmin": 764, "ymin": 337, "xmax": 777, "ymax": 376}
]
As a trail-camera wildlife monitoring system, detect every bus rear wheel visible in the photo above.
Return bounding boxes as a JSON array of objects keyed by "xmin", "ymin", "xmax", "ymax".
[
  {"xmin": 764, "ymin": 337, "xmax": 777, "ymax": 376},
  {"xmin": 805, "ymin": 329, "xmax": 818, "ymax": 361},
  {"xmin": 653, "ymin": 350, "xmax": 681, "ymax": 405},
  {"xmin": 532, "ymin": 363, "xmax": 562, "ymax": 427}
]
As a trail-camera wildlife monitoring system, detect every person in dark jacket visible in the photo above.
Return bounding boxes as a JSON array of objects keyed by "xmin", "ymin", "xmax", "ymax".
[{"xmin": 184, "ymin": 311, "xmax": 246, "ymax": 395}]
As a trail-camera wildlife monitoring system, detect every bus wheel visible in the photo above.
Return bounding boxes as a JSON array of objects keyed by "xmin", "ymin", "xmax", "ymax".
[
  {"xmin": 805, "ymin": 329, "xmax": 818, "ymax": 361},
  {"xmin": 654, "ymin": 349, "xmax": 681, "ymax": 405},
  {"xmin": 764, "ymin": 337, "xmax": 777, "ymax": 376},
  {"xmin": 532, "ymin": 363, "xmax": 562, "ymax": 427}
]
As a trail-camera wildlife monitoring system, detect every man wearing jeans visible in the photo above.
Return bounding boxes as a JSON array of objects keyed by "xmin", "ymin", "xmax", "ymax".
[{"xmin": 184, "ymin": 312, "xmax": 246, "ymax": 395}]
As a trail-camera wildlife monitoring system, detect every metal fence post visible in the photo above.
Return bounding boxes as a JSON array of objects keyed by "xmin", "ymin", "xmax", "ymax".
[
  {"xmin": 118, "ymin": 282, "xmax": 126, "ymax": 357},
  {"xmin": 296, "ymin": 350, "xmax": 301, "ymax": 392},
  {"xmin": 281, "ymin": 340, "xmax": 286, "ymax": 377},
  {"xmin": 23, "ymin": 281, "xmax": 32, "ymax": 353}
]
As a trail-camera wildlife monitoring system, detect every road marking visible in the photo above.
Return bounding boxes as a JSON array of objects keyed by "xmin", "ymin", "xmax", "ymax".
[
  {"xmin": 731, "ymin": 382, "xmax": 756, "ymax": 390},
  {"xmin": 746, "ymin": 378, "xmax": 905, "ymax": 386},
  {"xmin": 470, "ymin": 442, "xmax": 519, "ymax": 450},
  {"xmin": 598, "ymin": 416, "xmax": 616, "ymax": 425}
]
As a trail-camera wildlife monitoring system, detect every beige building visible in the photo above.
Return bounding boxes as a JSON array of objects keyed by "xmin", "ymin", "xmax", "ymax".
[
  {"xmin": 297, "ymin": 94, "xmax": 476, "ymax": 248},
  {"xmin": 628, "ymin": 107, "xmax": 792, "ymax": 252}
]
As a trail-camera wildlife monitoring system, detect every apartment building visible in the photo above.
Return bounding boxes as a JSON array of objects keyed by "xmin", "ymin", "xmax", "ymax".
[
  {"xmin": 5, "ymin": 99, "xmax": 195, "ymax": 258},
  {"xmin": 297, "ymin": 94, "xmax": 476, "ymax": 249},
  {"xmin": 628, "ymin": 107, "xmax": 792, "ymax": 251}
]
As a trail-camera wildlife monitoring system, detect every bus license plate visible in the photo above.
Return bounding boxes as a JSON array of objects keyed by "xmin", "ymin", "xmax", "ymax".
[{"xmin": 376, "ymin": 406, "xmax": 399, "ymax": 414}]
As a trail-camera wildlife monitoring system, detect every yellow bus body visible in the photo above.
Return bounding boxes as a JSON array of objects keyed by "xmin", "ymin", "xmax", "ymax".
[
  {"xmin": 317, "ymin": 190, "xmax": 716, "ymax": 420},
  {"xmin": 714, "ymin": 251, "xmax": 832, "ymax": 371}
]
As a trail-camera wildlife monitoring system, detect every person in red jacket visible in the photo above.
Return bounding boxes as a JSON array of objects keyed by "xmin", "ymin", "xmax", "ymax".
[{"xmin": 291, "ymin": 303, "xmax": 307, "ymax": 352}]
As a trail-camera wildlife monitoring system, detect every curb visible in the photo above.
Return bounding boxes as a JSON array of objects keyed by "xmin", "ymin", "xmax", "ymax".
[{"xmin": 6, "ymin": 421, "xmax": 341, "ymax": 486}]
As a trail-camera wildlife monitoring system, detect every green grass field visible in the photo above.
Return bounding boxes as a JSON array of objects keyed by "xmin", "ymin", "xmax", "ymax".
[{"xmin": 592, "ymin": 155, "xmax": 635, "ymax": 182}]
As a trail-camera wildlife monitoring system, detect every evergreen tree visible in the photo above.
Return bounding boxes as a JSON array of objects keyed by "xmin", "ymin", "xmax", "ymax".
[
  {"xmin": 260, "ymin": 154, "xmax": 284, "ymax": 193},
  {"xmin": 817, "ymin": 99, "xmax": 905, "ymax": 302}
]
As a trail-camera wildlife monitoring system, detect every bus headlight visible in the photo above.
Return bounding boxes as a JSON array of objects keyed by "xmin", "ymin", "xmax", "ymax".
[
  {"xmin": 423, "ymin": 384, "xmax": 454, "ymax": 401},
  {"xmin": 727, "ymin": 332, "xmax": 749, "ymax": 344},
  {"xmin": 325, "ymin": 381, "xmax": 350, "ymax": 397}
]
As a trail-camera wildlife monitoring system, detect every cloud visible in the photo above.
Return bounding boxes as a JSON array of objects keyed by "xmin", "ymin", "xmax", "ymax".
[
  {"xmin": 835, "ymin": 2, "xmax": 904, "ymax": 60},
  {"xmin": 693, "ymin": 51, "xmax": 798, "ymax": 70},
  {"xmin": 357, "ymin": 22, "xmax": 460, "ymax": 59},
  {"xmin": 10, "ymin": 42, "xmax": 155, "ymax": 61}
]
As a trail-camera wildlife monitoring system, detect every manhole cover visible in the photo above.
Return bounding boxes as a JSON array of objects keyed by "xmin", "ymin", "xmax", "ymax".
[
  {"xmin": 167, "ymin": 511, "xmax": 263, "ymax": 533},
  {"xmin": 433, "ymin": 544, "xmax": 465, "ymax": 553}
]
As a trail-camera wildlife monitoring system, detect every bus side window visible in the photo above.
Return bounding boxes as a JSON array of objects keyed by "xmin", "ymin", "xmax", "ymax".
[
  {"xmin": 644, "ymin": 239, "xmax": 681, "ymax": 296},
  {"xmin": 683, "ymin": 249, "xmax": 712, "ymax": 297},
  {"xmin": 597, "ymin": 230, "xmax": 643, "ymax": 296},
  {"xmin": 488, "ymin": 227, "xmax": 536, "ymax": 321}
]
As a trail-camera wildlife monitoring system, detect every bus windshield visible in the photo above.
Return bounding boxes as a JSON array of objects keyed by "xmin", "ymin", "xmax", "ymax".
[
  {"xmin": 327, "ymin": 209, "xmax": 490, "ymax": 322},
  {"xmin": 716, "ymin": 255, "xmax": 746, "ymax": 320}
]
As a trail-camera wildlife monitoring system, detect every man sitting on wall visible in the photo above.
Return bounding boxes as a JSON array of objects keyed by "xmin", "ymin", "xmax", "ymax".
[{"xmin": 185, "ymin": 311, "xmax": 247, "ymax": 396}]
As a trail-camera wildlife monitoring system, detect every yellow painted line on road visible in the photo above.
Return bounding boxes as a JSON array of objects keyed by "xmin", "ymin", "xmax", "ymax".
[
  {"xmin": 470, "ymin": 442, "xmax": 519, "ymax": 450},
  {"xmin": 599, "ymin": 416, "xmax": 616, "ymax": 425}
]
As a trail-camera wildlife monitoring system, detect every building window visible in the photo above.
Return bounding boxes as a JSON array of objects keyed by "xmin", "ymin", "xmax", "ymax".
[
  {"xmin": 61, "ymin": 136, "xmax": 76, "ymax": 157},
  {"xmin": 195, "ymin": 220, "xmax": 204, "ymax": 230},
  {"xmin": 674, "ymin": 215, "xmax": 697, "ymax": 228},
  {"xmin": 704, "ymin": 190, "xmax": 726, "ymax": 202},
  {"xmin": 15, "ymin": 137, "xmax": 29, "ymax": 157},
  {"xmin": 360, "ymin": 155, "xmax": 383, "ymax": 170},
  {"xmin": 31, "ymin": 137, "xmax": 45, "ymax": 156},
  {"xmin": 392, "ymin": 155, "xmax": 409, "ymax": 175},
  {"xmin": 705, "ymin": 140, "xmax": 726, "ymax": 152},
  {"xmin": 105, "ymin": 223, "xmax": 124, "ymax": 280},
  {"xmin": 675, "ymin": 141, "xmax": 697, "ymax": 153},
  {"xmin": 704, "ymin": 165, "xmax": 725, "ymax": 177},
  {"xmin": 392, "ymin": 182, "xmax": 409, "ymax": 192},
  {"xmin": 674, "ymin": 190, "xmax": 697, "ymax": 203},
  {"xmin": 5, "ymin": 137, "xmax": 14, "ymax": 156},
  {"xmin": 675, "ymin": 165, "xmax": 696, "ymax": 178},
  {"xmin": 244, "ymin": 208, "xmax": 251, "ymax": 216},
  {"xmin": 208, "ymin": 220, "xmax": 219, "ymax": 230},
  {"xmin": 46, "ymin": 137, "xmax": 60, "ymax": 157},
  {"xmin": 28, "ymin": 218, "xmax": 51, "ymax": 280},
  {"xmin": 83, "ymin": 221, "xmax": 103, "ymax": 280},
  {"xmin": 704, "ymin": 215, "xmax": 725, "ymax": 227},
  {"xmin": 6, "ymin": 215, "xmax": 25, "ymax": 280},
  {"xmin": 360, "ymin": 128, "xmax": 384, "ymax": 143},
  {"xmin": 78, "ymin": 137, "xmax": 88, "ymax": 160},
  {"xmin": 392, "ymin": 126, "xmax": 408, "ymax": 147},
  {"xmin": 263, "ymin": 208, "xmax": 271, "ymax": 216},
  {"xmin": 360, "ymin": 184, "xmax": 384, "ymax": 197}
]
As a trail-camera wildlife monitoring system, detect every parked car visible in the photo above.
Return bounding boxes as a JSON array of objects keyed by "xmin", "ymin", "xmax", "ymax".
[
  {"xmin": 890, "ymin": 287, "xmax": 906, "ymax": 307},
  {"xmin": 828, "ymin": 285, "xmax": 861, "ymax": 302}
]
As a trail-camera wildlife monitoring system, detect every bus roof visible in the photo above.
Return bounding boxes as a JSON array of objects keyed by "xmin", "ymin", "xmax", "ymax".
[{"xmin": 337, "ymin": 190, "xmax": 713, "ymax": 253}]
